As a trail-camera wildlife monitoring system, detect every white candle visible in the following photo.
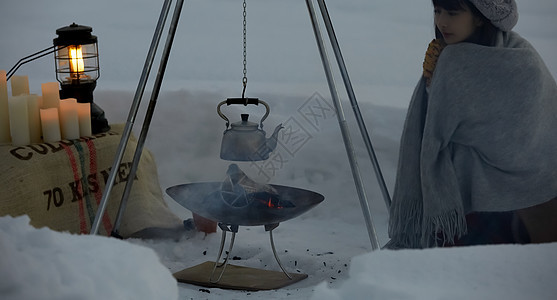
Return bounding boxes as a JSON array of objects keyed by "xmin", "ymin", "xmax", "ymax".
[
  {"xmin": 59, "ymin": 98, "xmax": 80, "ymax": 140},
  {"xmin": 0, "ymin": 70, "xmax": 10, "ymax": 143},
  {"xmin": 11, "ymin": 75, "xmax": 30, "ymax": 96},
  {"xmin": 8, "ymin": 95, "xmax": 30, "ymax": 146},
  {"xmin": 41, "ymin": 82, "xmax": 60, "ymax": 109},
  {"xmin": 40, "ymin": 108, "xmax": 61, "ymax": 143},
  {"xmin": 77, "ymin": 103, "xmax": 92, "ymax": 137},
  {"xmin": 27, "ymin": 94, "xmax": 42, "ymax": 144}
]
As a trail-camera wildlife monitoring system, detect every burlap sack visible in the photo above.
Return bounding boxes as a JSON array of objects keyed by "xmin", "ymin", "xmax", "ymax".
[{"xmin": 0, "ymin": 124, "xmax": 182, "ymax": 237}]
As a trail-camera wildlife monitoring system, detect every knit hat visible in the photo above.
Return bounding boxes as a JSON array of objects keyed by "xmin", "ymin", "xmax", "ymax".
[{"xmin": 469, "ymin": 0, "xmax": 518, "ymax": 31}]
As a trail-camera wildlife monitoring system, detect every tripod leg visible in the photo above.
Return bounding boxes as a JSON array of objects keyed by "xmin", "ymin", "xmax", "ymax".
[
  {"xmin": 269, "ymin": 229, "xmax": 293, "ymax": 280},
  {"xmin": 209, "ymin": 231, "xmax": 237, "ymax": 283},
  {"xmin": 305, "ymin": 0, "xmax": 380, "ymax": 250},
  {"xmin": 209, "ymin": 229, "xmax": 227, "ymax": 281},
  {"xmin": 317, "ymin": 0, "xmax": 392, "ymax": 211},
  {"xmin": 107, "ymin": 0, "xmax": 186, "ymax": 236},
  {"xmin": 90, "ymin": 0, "xmax": 174, "ymax": 235}
]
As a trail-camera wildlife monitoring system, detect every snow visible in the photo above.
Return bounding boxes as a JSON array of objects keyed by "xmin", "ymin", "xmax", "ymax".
[
  {"xmin": 0, "ymin": 215, "xmax": 178, "ymax": 300},
  {"xmin": 1, "ymin": 0, "xmax": 556, "ymax": 299},
  {"xmin": 311, "ymin": 244, "xmax": 557, "ymax": 300}
]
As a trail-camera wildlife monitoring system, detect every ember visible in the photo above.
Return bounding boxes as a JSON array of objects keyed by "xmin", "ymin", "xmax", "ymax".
[
  {"xmin": 267, "ymin": 198, "xmax": 279, "ymax": 209},
  {"xmin": 251, "ymin": 192, "xmax": 296, "ymax": 209}
]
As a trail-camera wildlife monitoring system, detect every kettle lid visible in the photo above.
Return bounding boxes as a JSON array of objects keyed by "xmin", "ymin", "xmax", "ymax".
[{"xmin": 230, "ymin": 114, "xmax": 259, "ymax": 131}]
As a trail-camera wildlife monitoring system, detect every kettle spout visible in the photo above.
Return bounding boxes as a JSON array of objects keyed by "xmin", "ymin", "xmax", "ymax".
[{"xmin": 265, "ymin": 123, "xmax": 284, "ymax": 153}]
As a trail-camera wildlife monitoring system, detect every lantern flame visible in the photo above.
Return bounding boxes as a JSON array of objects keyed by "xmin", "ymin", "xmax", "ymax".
[{"xmin": 69, "ymin": 45, "xmax": 85, "ymax": 74}]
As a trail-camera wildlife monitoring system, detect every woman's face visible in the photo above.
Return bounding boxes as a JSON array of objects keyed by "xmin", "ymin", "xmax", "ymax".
[{"xmin": 434, "ymin": 5, "xmax": 481, "ymax": 44}]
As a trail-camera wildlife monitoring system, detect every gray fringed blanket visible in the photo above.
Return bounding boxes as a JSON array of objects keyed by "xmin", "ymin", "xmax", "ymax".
[{"xmin": 388, "ymin": 31, "xmax": 557, "ymax": 248}]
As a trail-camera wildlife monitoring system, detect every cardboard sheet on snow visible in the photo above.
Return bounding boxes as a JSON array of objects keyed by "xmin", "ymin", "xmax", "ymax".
[{"xmin": 173, "ymin": 261, "xmax": 307, "ymax": 291}]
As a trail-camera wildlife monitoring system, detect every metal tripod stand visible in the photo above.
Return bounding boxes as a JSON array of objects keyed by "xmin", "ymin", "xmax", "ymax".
[
  {"xmin": 208, "ymin": 223, "xmax": 292, "ymax": 283},
  {"xmin": 90, "ymin": 0, "xmax": 391, "ymax": 251}
]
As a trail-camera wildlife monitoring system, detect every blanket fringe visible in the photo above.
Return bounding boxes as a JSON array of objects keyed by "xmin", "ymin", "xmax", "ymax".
[
  {"xmin": 387, "ymin": 201, "xmax": 467, "ymax": 249},
  {"xmin": 387, "ymin": 191, "xmax": 424, "ymax": 249},
  {"xmin": 422, "ymin": 210, "xmax": 467, "ymax": 247}
]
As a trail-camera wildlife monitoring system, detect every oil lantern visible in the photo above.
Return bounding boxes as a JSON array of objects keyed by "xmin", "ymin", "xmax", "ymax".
[{"xmin": 54, "ymin": 23, "xmax": 109, "ymax": 133}]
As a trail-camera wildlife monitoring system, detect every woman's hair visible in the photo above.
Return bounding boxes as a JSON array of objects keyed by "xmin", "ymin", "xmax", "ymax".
[{"xmin": 432, "ymin": 0, "xmax": 499, "ymax": 46}]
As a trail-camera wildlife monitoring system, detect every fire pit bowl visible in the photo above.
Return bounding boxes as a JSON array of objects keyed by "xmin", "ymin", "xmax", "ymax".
[{"xmin": 166, "ymin": 182, "xmax": 324, "ymax": 226}]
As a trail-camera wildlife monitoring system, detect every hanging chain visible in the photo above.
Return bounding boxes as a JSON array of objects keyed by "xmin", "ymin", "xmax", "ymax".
[{"xmin": 241, "ymin": 0, "xmax": 248, "ymax": 99}]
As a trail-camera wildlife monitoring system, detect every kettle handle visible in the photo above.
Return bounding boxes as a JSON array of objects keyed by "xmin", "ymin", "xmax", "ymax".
[{"xmin": 217, "ymin": 98, "xmax": 270, "ymax": 129}]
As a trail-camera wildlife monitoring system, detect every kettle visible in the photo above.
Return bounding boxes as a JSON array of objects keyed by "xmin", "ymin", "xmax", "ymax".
[{"xmin": 218, "ymin": 98, "xmax": 283, "ymax": 161}]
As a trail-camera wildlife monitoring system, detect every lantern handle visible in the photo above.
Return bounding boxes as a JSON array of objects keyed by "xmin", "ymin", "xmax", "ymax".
[{"xmin": 6, "ymin": 45, "xmax": 68, "ymax": 80}]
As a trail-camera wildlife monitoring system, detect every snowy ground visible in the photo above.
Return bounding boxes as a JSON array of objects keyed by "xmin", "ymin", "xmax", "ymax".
[{"xmin": 1, "ymin": 0, "xmax": 557, "ymax": 299}]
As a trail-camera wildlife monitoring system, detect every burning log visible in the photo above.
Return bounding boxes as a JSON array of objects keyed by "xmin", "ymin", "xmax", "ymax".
[{"xmin": 220, "ymin": 164, "xmax": 282, "ymax": 208}]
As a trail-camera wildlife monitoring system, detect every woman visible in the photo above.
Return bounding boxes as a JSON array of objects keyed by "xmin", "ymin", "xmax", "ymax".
[{"xmin": 387, "ymin": 0, "xmax": 557, "ymax": 248}]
